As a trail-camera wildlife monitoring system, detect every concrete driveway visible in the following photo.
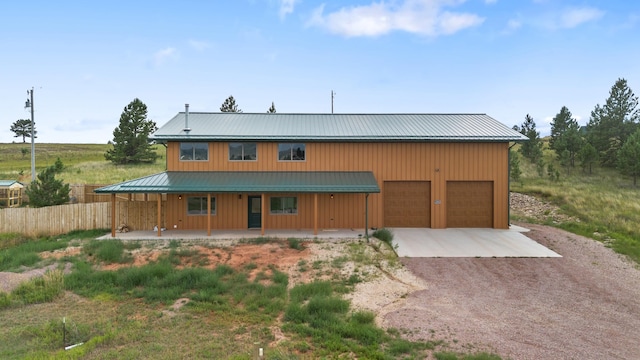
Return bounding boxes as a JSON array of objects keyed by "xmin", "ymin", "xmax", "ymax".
[{"xmin": 391, "ymin": 225, "xmax": 561, "ymax": 257}]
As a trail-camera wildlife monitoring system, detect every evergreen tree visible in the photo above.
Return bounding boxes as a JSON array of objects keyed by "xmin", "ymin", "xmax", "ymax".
[
  {"xmin": 509, "ymin": 149, "xmax": 522, "ymax": 182},
  {"xmin": 220, "ymin": 95, "xmax": 242, "ymax": 112},
  {"xmin": 105, "ymin": 98, "xmax": 158, "ymax": 165},
  {"xmin": 10, "ymin": 119, "xmax": 37, "ymax": 143},
  {"xmin": 514, "ymin": 114, "xmax": 543, "ymax": 162},
  {"xmin": 586, "ymin": 78, "xmax": 640, "ymax": 167},
  {"xmin": 26, "ymin": 163, "xmax": 70, "ymax": 207},
  {"xmin": 267, "ymin": 102, "xmax": 276, "ymax": 113},
  {"xmin": 550, "ymin": 106, "xmax": 583, "ymax": 166},
  {"xmin": 577, "ymin": 142, "xmax": 598, "ymax": 174},
  {"xmin": 617, "ymin": 129, "xmax": 640, "ymax": 186}
]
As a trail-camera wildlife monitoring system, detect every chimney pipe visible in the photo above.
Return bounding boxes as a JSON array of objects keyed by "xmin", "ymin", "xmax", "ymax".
[{"xmin": 184, "ymin": 103, "xmax": 191, "ymax": 132}]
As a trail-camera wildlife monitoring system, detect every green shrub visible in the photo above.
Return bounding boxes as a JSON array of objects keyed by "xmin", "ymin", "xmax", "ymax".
[
  {"xmin": 372, "ymin": 228, "xmax": 393, "ymax": 247},
  {"xmin": 287, "ymin": 238, "xmax": 304, "ymax": 251},
  {"xmin": 83, "ymin": 239, "xmax": 130, "ymax": 264}
]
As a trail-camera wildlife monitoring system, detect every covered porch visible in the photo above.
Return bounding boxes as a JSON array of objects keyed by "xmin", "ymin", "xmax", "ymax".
[{"xmin": 95, "ymin": 171, "xmax": 380, "ymax": 238}]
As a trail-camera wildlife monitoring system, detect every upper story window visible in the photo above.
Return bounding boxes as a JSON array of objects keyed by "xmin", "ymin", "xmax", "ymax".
[
  {"xmin": 278, "ymin": 143, "xmax": 306, "ymax": 161},
  {"xmin": 180, "ymin": 143, "xmax": 208, "ymax": 161},
  {"xmin": 229, "ymin": 143, "xmax": 257, "ymax": 161}
]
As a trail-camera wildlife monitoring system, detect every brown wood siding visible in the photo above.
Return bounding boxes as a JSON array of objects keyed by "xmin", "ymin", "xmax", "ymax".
[
  {"xmin": 446, "ymin": 181, "xmax": 493, "ymax": 228},
  {"xmin": 384, "ymin": 181, "xmax": 430, "ymax": 227},
  {"xmin": 164, "ymin": 141, "xmax": 510, "ymax": 229}
]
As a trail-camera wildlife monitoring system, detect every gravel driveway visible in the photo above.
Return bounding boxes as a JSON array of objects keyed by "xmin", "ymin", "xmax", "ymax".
[{"xmin": 384, "ymin": 223, "xmax": 640, "ymax": 360}]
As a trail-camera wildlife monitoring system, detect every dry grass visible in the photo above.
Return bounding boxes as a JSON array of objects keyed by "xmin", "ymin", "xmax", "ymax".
[{"xmin": 0, "ymin": 143, "xmax": 164, "ymax": 184}]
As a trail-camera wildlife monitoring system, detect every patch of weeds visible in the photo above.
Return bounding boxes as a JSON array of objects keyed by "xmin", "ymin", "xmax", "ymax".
[
  {"xmin": 242, "ymin": 237, "xmax": 272, "ymax": 245},
  {"xmin": 312, "ymin": 260, "xmax": 323, "ymax": 270},
  {"xmin": 331, "ymin": 256, "xmax": 349, "ymax": 269},
  {"xmin": 9, "ymin": 270, "xmax": 65, "ymax": 306},
  {"xmin": 0, "ymin": 232, "xmax": 33, "ymax": 250},
  {"xmin": 297, "ymin": 259, "xmax": 308, "ymax": 272},
  {"xmin": 168, "ymin": 239, "xmax": 180, "ymax": 249},
  {"xmin": 244, "ymin": 262, "xmax": 258, "ymax": 271},
  {"xmin": 83, "ymin": 239, "xmax": 132, "ymax": 264},
  {"xmin": 345, "ymin": 273, "xmax": 362, "ymax": 285},
  {"xmin": 21, "ymin": 317, "xmax": 95, "ymax": 350},
  {"xmin": 372, "ymin": 228, "xmax": 394, "ymax": 247},
  {"xmin": 0, "ymin": 235, "xmax": 71, "ymax": 271},
  {"xmin": 288, "ymin": 238, "xmax": 304, "ymax": 251}
]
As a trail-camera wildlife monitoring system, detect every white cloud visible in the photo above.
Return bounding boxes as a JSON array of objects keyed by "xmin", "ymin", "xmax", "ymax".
[
  {"xmin": 506, "ymin": 18, "xmax": 522, "ymax": 31},
  {"xmin": 560, "ymin": 7, "xmax": 604, "ymax": 28},
  {"xmin": 306, "ymin": 0, "xmax": 484, "ymax": 37},
  {"xmin": 153, "ymin": 47, "xmax": 178, "ymax": 65},
  {"xmin": 279, "ymin": 0, "xmax": 298, "ymax": 19},
  {"xmin": 188, "ymin": 39, "xmax": 210, "ymax": 51}
]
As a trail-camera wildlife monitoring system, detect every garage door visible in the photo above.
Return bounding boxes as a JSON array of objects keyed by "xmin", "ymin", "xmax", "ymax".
[
  {"xmin": 447, "ymin": 181, "xmax": 493, "ymax": 228},
  {"xmin": 384, "ymin": 181, "xmax": 430, "ymax": 227}
]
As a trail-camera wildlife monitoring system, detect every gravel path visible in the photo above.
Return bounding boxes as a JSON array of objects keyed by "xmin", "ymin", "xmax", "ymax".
[{"xmin": 383, "ymin": 223, "xmax": 640, "ymax": 360}]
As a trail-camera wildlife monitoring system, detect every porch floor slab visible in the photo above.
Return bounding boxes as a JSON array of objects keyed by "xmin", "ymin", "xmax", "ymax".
[{"xmin": 97, "ymin": 229, "xmax": 368, "ymax": 241}]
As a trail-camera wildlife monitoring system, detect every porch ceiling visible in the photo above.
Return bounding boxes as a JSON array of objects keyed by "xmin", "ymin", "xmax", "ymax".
[{"xmin": 94, "ymin": 171, "xmax": 380, "ymax": 194}]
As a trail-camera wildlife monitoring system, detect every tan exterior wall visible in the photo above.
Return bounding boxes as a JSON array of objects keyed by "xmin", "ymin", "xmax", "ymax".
[{"xmin": 164, "ymin": 141, "xmax": 510, "ymax": 229}]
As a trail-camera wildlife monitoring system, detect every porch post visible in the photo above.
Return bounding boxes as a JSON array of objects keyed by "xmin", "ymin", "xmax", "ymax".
[
  {"xmin": 261, "ymin": 193, "xmax": 266, "ymax": 236},
  {"xmin": 313, "ymin": 193, "xmax": 318, "ymax": 235},
  {"xmin": 365, "ymin": 193, "xmax": 369, "ymax": 242},
  {"xmin": 157, "ymin": 194, "xmax": 162, "ymax": 237},
  {"xmin": 207, "ymin": 193, "xmax": 212, "ymax": 236},
  {"xmin": 111, "ymin": 193, "xmax": 116, "ymax": 237}
]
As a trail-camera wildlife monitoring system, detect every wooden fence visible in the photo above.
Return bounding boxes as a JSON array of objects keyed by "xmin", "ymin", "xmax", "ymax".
[
  {"xmin": 0, "ymin": 203, "xmax": 111, "ymax": 236},
  {"xmin": 0, "ymin": 201, "xmax": 165, "ymax": 236}
]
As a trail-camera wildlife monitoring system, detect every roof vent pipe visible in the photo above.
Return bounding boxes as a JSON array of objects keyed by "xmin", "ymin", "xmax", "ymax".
[{"xmin": 183, "ymin": 103, "xmax": 191, "ymax": 132}]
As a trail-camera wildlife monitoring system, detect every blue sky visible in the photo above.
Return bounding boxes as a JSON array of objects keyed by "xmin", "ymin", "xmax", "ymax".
[{"xmin": 1, "ymin": 0, "xmax": 638, "ymax": 143}]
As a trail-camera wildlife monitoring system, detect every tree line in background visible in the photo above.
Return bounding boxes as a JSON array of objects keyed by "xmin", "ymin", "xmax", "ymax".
[
  {"xmin": 512, "ymin": 78, "xmax": 640, "ymax": 186},
  {"xmin": 104, "ymin": 95, "xmax": 276, "ymax": 165}
]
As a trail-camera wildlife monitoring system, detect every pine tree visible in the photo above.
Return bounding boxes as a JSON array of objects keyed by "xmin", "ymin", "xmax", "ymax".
[
  {"xmin": 587, "ymin": 78, "xmax": 640, "ymax": 167},
  {"xmin": 267, "ymin": 102, "xmax": 276, "ymax": 113},
  {"xmin": 105, "ymin": 98, "xmax": 158, "ymax": 165},
  {"xmin": 25, "ymin": 164, "xmax": 70, "ymax": 207},
  {"xmin": 578, "ymin": 142, "xmax": 598, "ymax": 174},
  {"xmin": 617, "ymin": 129, "xmax": 640, "ymax": 186},
  {"xmin": 509, "ymin": 149, "xmax": 522, "ymax": 182},
  {"xmin": 550, "ymin": 106, "xmax": 583, "ymax": 166},
  {"xmin": 10, "ymin": 119, "xmax": 37, "ymax": 143},
  {"xmin": 220, "ymin": 95, "xmax": 242, "ymax": 112},
  {"xmin": 514, "ymin": 114, "xmax": 543, "ymax": 163}
]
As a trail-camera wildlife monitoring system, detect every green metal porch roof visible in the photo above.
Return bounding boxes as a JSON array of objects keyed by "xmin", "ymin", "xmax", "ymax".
[
  {"xmin": 94, "ymin": 171, "xmax": 380, "ymax": 194},
  {"xmin": 150, "ymin": 113, "xmax": 528, "ymax": 142}
]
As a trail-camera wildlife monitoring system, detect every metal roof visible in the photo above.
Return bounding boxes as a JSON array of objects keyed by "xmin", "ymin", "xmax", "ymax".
[
  {"xmin": 150, "ymin": 113, "xmax": 528, "ymax": 142},
  {"xmin": 0, "ymin": 180, "xmax": 23, "ymax": 188},
  {"xmin": 94, "ymin": 171, "xmax": 380, "ymax": 194}
]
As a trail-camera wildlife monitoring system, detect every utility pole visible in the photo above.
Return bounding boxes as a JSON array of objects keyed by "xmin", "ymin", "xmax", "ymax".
[
  {"xmin": 331, "ymin": 90, "xmax": 335, "ymax": 114},
  {"xmin": 25, "ymin": 88, "xmax": 35, "ymax": 181}
]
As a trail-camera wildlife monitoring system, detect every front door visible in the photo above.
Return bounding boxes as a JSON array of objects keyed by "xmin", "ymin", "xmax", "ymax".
[{"xmin": 248, "ymin": 196, "xmax": 262, "ymax": 228}]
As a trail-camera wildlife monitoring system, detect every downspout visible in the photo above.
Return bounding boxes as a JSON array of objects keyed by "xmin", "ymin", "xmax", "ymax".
[
  {"xmin": 508, "ymin": 142, "xmax": 517, "ymax": 227},
  {"xmin": 365, "ymin": 193, "xmax": 369, "ymax": 242}
]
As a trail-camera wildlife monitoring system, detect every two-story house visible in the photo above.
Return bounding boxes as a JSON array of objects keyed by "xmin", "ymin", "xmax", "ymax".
[{"xmin": 96, "ymin": 110, "xmax": 526, "ymax": 237}]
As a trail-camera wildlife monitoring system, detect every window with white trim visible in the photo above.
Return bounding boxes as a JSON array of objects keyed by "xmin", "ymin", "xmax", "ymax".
[
  {"xmin": 180, "ymin": 143, "xmax": 209, "ymax": 161},
  {"xmin": 270, "ymin": 196, "xmax": 297, "ymax": 214},
  {"xmin": 187, "ymin": 196, "xmax": 216, "ymax": 215},
  {"xmin": 229, "ymin": 143, "xmax": 257, "ymax": 161},
  {"xmin": 278, "ymin": 143, "xmax": 305, "ymax": 161}
]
